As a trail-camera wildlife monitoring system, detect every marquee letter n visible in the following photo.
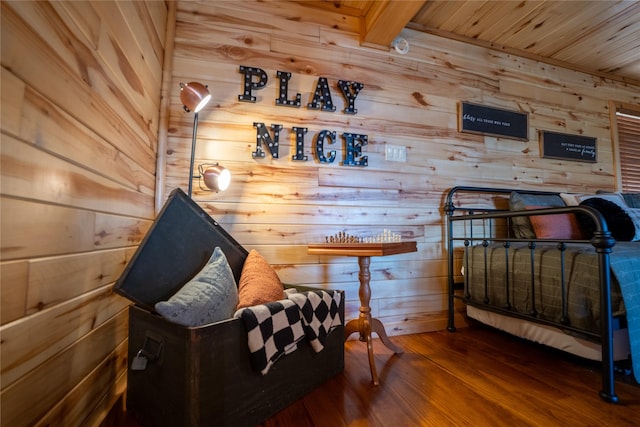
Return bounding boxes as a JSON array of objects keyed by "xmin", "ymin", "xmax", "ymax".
[{"xmin": 252, "ymin": 122, "xmax": 283, "ymax": 159}]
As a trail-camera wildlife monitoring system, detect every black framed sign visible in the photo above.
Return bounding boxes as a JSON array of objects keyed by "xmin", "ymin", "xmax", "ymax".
[
  {"xmin": 458, "ymin": 102, "xmax": 528, "ymax": 141},
  {"xmin": 540, "ymin": 130, "xmax": 597, "ymax": 163}
]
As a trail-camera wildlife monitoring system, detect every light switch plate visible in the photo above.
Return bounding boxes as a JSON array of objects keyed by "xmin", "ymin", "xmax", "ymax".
[{"xmin": 385, "ymin": 144, "xmax": 407, "ymax": 162}]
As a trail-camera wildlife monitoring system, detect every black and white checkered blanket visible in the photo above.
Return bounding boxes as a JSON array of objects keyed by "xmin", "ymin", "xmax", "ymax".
[
  {"xmin": 236, "ymin": 290, "xmax": 341, "ymax": 375},
  {"xmin": 288, "ymin": 290, "xmax": 342, "ymax": 352}
]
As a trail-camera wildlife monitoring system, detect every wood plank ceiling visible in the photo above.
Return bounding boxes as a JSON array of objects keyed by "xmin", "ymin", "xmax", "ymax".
[{"xmin": 298, "ymin": 0, "xmax": 640, "ymax": 86}]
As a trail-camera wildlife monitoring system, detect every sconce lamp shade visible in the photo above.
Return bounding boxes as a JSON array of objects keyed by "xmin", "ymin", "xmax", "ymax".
[
  {"xmin": 200, "ymin": 164, "xmax": 231, "ymax": 192},
  {"xmin": 180, "ymin": 82, "xmax": 211, "ymax": 113}
]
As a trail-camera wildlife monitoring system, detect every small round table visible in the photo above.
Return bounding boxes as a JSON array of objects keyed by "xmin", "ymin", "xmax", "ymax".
[{"xmin": 307, "ymin": 241, "xmax": 417, "ymax": 385}]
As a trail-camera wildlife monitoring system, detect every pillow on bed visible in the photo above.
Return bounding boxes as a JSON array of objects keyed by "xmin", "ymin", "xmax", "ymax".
[
  {"xmin": 561, "ymin": 192, "xmax": 628, "ymax": 209},
  {"xmin": 155, "ymin": 246, "xmax": 238, "ymax": 327},
  {"xmin": 577, "ymin": 198, "xmax": 639, "ymax": 241},
  {"xmin": 526, "ymin": 205, "xmax": 586, "ymax": 240},
  {"xmin": 237, "ymin": 249, "xmax": 285, "ymax": 309},
  {"xmin": 509, "ymin": 192, "xmax": 566, "ymax": 239}
]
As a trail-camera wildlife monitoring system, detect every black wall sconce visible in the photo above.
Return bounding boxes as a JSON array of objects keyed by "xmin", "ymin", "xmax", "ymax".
[{"xmin": 180, "ymin": 81, "xmax": 231, "ymax": 196}]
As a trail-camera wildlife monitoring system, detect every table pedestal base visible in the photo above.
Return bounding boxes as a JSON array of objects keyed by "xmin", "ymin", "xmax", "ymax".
[{"xmin": 344, "ymin": 256, "xmax": 403, "ymax": 386}]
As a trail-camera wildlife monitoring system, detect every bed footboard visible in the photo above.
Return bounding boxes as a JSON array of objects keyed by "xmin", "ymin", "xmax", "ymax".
[{"xmin": 444, "ymin": 186, "xmax": 619, "ymax": 403}]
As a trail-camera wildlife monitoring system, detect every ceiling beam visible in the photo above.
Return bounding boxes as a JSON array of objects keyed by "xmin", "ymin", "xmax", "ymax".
[{"xmin": 360, "ymin": 0, "xmax": 427, "ymax": 49}]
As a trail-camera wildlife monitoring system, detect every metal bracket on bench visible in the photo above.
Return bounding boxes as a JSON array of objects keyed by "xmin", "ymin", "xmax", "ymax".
[
  {"xmin": 131, "ymin": 334, "xmax": 164, "ymax": 371},
  {"xmin": 140, "ymin": 334, "xmax": 164, "ymax": 362}
]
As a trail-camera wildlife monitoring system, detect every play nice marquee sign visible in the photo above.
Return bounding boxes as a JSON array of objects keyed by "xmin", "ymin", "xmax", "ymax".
[{"xmin": 238, "ymin": 65, "xmax": 368, "ymax": 167}]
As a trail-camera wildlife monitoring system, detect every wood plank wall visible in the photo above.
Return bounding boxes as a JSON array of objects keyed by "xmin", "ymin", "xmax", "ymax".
[
  {"xmin": 0, "ymin": 1, "xmax": 167, "ymax": 426},
  {"xmin": 1, "ymin": 0, "xmax": 639, "ymax": 425},
  {"xmin": 165, "ymin": 0, "xmax": 639, "ymax": 338}
]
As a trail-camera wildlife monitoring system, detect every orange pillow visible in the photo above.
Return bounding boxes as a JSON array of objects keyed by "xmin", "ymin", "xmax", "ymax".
[
  {"xmin": 237, "ymin": 250, "xmax": 285, "ymax": 309},
  {"xmin": 526, "ymin": 206, "xmax": 586, "ymax": 240}
]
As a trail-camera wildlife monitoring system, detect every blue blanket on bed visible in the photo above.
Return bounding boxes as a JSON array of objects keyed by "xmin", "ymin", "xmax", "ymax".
[{"xmin": 609, "ymin": 242, "xmax": 640, "ymax": 383}]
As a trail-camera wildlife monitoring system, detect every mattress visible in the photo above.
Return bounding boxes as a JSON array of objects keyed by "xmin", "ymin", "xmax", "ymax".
[{"xmin": 467, "ymin": 305, "xmax": 630, "ymax": 361}]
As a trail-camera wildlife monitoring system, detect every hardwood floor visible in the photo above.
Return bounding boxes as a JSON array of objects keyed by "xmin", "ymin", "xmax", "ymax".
[
  {"xmin": 122, "ymin": 321, "xmax": 639, "ymax": 426},
  {"xmin": 260, "ymin": 322, "xmax": 639, "ymax": 427}
]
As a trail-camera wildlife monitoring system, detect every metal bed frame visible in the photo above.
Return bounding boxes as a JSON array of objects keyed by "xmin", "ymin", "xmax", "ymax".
[{"xmin": 444, "ymin": 186, "xmax": 620, "ymax": 403}]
